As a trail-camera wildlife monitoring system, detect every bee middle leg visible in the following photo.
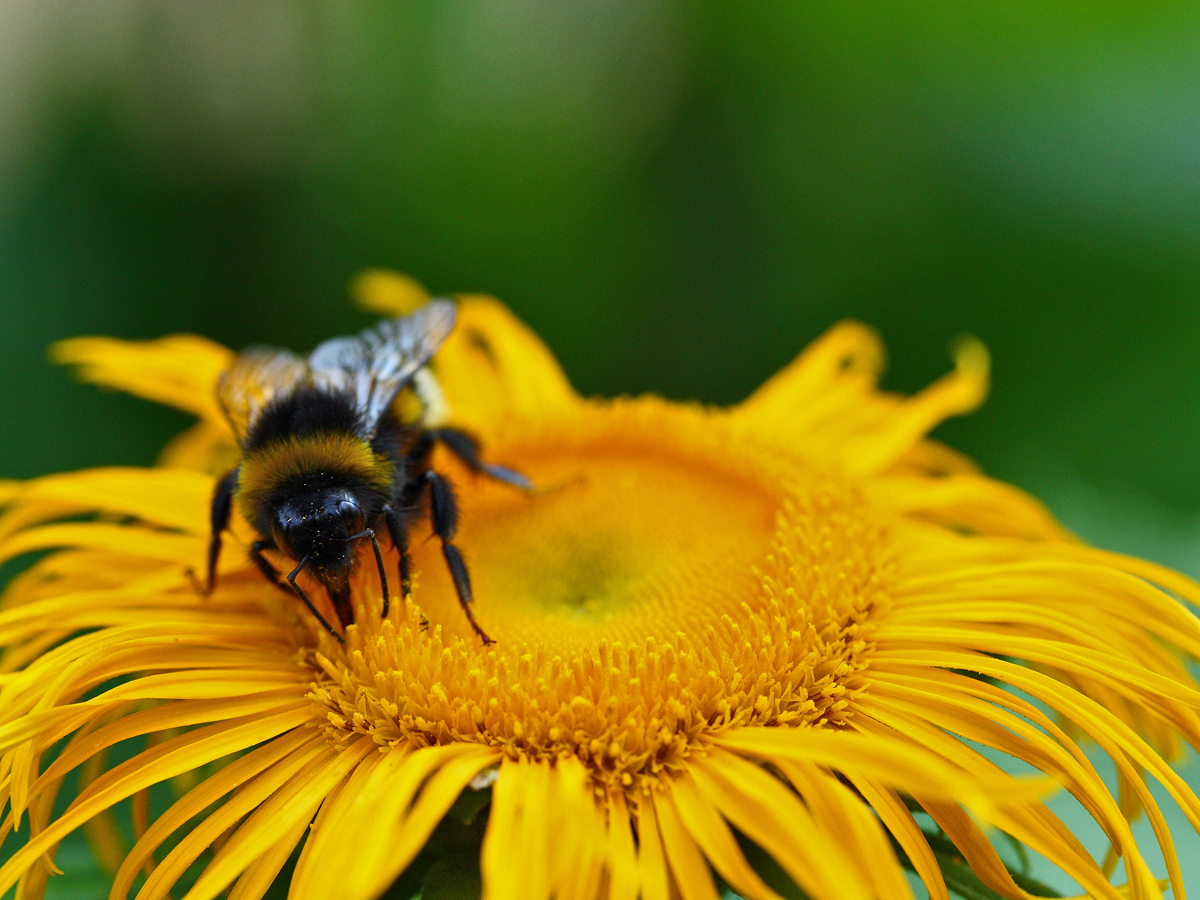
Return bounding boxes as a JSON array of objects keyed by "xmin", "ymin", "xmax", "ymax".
[
  {"xmin": 382, "ymin": 506, "xmax": 410, "ymax": 617},
  {"xmin": 402, "ymin": 470, "xmax": 494, "ymax": 646},
  {"xmin": 408, "ymin": 428, "xmax": 533, "ymax": 491}
]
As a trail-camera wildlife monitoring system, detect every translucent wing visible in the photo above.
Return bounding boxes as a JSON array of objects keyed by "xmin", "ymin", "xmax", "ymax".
[
  {"xmin": 216, "ymin": 347, "xmax": 310, "ymax": 444},
  {"xmin": 308, "ymin": 299, "xmax": 456, "ymax": 438}
]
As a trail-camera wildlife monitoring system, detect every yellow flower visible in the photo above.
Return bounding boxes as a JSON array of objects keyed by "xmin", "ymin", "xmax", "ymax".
[{"xmin": 2, "ymin": 271, "xmax": 1200, "ymax": 900}]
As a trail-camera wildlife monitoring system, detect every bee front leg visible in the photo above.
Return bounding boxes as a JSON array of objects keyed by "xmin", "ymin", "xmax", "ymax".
[
  {"xmin": 252, "ymin": 539, "xmax": 343, "ymax": 642},
  {"xmin": 201, "ymin": 468, "xmax": 239, "ymax": 594},
  {"xmin": 345, "ymin": 527, "xmax": 389, "ymax": 620},
  {"xmin": 249, "ymin": 538, "xmax": 289, "ymax": 591}
]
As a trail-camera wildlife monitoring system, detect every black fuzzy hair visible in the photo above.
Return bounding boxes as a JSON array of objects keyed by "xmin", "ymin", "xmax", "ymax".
[{"xmin": 244, "ymin": 389, "xmax": 363, "ymax": 451}]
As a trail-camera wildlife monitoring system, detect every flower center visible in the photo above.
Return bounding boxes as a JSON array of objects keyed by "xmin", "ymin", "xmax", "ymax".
[{"xmin": 309, "ymin": 399, "xmax": 893, "ymax": 793}]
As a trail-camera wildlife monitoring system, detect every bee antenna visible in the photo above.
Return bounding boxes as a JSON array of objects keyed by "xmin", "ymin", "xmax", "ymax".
[{"xmin": 347, "ymin": 529, "xmax": 391, "ymax": 619}]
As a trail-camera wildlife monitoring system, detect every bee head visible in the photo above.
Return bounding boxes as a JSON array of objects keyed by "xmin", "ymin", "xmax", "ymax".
[{"xmin": 272, "ymin": 489, "xmax": 367, "ymax": 567}]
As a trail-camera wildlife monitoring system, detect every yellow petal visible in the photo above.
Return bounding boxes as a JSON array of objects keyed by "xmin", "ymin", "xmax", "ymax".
[
  {"xmin": 848, "ymin": 777, "xmax": 949, "ymax": 900},
  {"xmin": 735, "ymin": 320, "xmax": 886, "ymax": 421},
  {"xmin": 665, "ymin": 774, "xmax": 783, "ymax": 900},
  {"xmin": 548, "ymin": 759, "xmax": 608, "ymax": 900},
  {"xmin": 481, "ymin": 757, "xmax": 552, "ymax": 900},
  {"xmin": 775, "ymin": 759, "xmax": 914, "ymax": 900},
  {"xmin": 711, "ymin": 727, "xmax": 1030, "ymax": 811},
  {"xmin": 652, "ymin": 786, "xmax": 721, "ymax": 900},
  {"xmin": 0, "ymin": 708, "xmax": 310, "ymax": 896},
  {"xmin": 111, "ymin": 728, "xmax": 319, "ymax": 900},
  {"xmin": 157, "ymin": 421, "xmax": 241, "ymax": 475},
  {"xmin": 871, "ymin": 473, "xmax": 1068, "ymax": 541},
  {"xmin": 604, "ymin": 790, "xmax": 640, "ymax": 900},
  {"xmin": 181, "ymin": 740, "xmax": 373, "ymax": 900},
  {"xmin": 688, "ymin": 749, "xmax": 867, "ymax": 900},
  {"xmin": 52, "ymin": 334, "xmax": 234, "ymax": 426},
  {"xmin": 433, "ymin": 296, "xmax": 577, "ymax": 437},
  {"xmin": 845, "ymin": 336, "xmax": 989, "ymax": 474},
  {"xmin": 224, "ymin": 816, "xmax": 311, "ymax": 900},
  {"xmin": 0, "ymin": 467, "xmax": 212, "ymax": 542},
  {"xmin": 919, "ymin": 797, "xmax": 1073, "ymax": 900},
  {"xmin": 633, "ymin": 793, "xmax": 670, "ymax": 900},
  {"xmin": 295, "ymin": 742, "xmax": 498, "ymax": 900},
  {"xmin": 77, "ymin": 747, "xmax": 124, "ymax": 877},
  {"xmin": 351, "ymin": 269, "xmax": 432, "ymax": 316},
  {"xmin": 0, "ymin": 523, "xmax": 199, "ymax": 570},
  {"xmin": 360, "ymin": 746, "xmax": 500, "ymax": 899}
]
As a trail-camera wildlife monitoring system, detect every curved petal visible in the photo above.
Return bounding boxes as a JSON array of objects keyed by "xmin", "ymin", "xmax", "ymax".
[
  {"xmin": 351, "ymin": 269, "xmax": 433, "ymax": 316},
  {"xmin": 735, "ymin": 320, "xmax": 885, "ymax": 422},
  {"xmin": 731, "ymin": 325, "xmax": 989, "ymax": 477},
  {"xmin": 183, "ymin": 739, "xmax": 373, "ymax": 900},
  {"xmin": 0, "ymin": 468, "xmax": 212, "ymax": 542},
  {"xmin": 224, "ymin": 815, "xmax": 310, "ymax": 900},
  {"xmin": 665, "ymin": 774, "xmax": 783, "ymax": 900},
  {"xmin": 0, "ymin": 708, "xmax": 311, "ymax": 896},
  {"xmin": 117, "ymin": 730, "xmax": 324, "ymax": 900},
  {"xmin": 843, "ymin": 337, "xmax": 989, "ymax": 475},
  {"xmin": 52, "ymin": 335, "xmax": 234, "ymax": 427},
  {"xmin": 688, "ymin": 748, "xmax": 869, "ymax": 900},
  {"xmin": 433, "ymin": 297, "xmax": 577, "ymax": 436}
]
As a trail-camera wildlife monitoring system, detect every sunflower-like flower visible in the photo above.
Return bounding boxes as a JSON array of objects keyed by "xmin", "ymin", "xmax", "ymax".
[{"xmin": 2, "ymin": 273, "xmax": 1199, "ymax": 900}]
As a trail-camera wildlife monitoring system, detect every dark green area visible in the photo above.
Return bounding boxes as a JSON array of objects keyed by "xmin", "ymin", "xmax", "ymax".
[{"xmin": 4, "ymin": 4, "xmax": 1200, "ymax": 526}]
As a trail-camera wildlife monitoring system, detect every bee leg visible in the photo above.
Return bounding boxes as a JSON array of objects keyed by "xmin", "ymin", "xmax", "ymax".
[
  {"xmin": 347, "ymin": 528, "xmax": 390, "ymax": 619},
  {"xmin": 425, "ymin": 470, "xmax": 494, "ymax": 646},
  {"xmin": 382, "ymin": 506, "xmax": 410, "ymax": 616},
  {"xmin": 424, "ymin": 428, "xmax": 534, "ymax": 491},
  {"xmin": 252, "ymin": 541, "xmax": 343, "ymax": 643},
  {"xmin": 201, "ymin": 468, "xmax": 239, "ymax": 594}
]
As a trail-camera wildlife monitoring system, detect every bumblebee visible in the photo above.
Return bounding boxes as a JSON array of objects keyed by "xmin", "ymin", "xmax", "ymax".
[{"xmin": 204, "ymin": 300, "xmax": 528, "ymax": 643}]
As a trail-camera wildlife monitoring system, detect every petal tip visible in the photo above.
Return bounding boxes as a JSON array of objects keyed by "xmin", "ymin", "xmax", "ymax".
[
  {"xmin": 946, "ymin": 334, "xmax": 991, "ymax": 415},
  {"xmin": 352, "ymin": 270, "xmax": 432, "ymax": 316}
]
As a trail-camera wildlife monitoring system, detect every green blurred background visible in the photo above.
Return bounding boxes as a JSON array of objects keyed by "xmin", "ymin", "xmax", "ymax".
[{"xmin": 2, "ymin": 2, "xmax": 1200, "ymax": 896}]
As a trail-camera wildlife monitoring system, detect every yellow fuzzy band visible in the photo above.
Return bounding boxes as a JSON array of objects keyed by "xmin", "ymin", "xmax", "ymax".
[{"xmin": 234, "ymin": 432, "xmax": 395, "ymax": 521}]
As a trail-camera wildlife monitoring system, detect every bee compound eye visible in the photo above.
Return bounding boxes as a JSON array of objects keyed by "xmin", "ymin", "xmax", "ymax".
[
  {"xmin": 272, "ymin": 520, "xmax": 297, "ymax": 555},
  {"xmin": 337, "ymin": 499, "xmax": 366, "ymax": 533}
]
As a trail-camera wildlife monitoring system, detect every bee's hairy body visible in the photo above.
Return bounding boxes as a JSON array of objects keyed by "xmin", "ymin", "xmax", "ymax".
[
  {"xmin": 204, "ymin": 301, "xmax": 530, "ymax": 643},
  {"xmin": 232, "ymin": 387, "xmax": 413, "ymax": 627}
]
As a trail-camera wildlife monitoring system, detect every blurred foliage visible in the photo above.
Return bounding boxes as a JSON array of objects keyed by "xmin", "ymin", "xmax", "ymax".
[
  {"xmin": 3, "ymin": 4, "xmax": 1200, "ymax": 894},
  {"xmin": 4, "ymin": 2, "xmax": 1200, "ymax": 521}
]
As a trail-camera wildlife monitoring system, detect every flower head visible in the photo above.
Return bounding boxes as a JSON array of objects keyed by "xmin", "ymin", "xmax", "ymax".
[{"xmin": 2, "ymin": 272, "xmax": 1199, "ymax": 900}]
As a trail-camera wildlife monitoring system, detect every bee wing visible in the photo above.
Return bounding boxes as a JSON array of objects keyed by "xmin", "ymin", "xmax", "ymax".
[
  {"xmin": 308, "ymin": 299, "xmax": 456, "ymax": 437},
  {"xmin": 216, "ymin": 347, "xmax": 311, "ymax": 444}
]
